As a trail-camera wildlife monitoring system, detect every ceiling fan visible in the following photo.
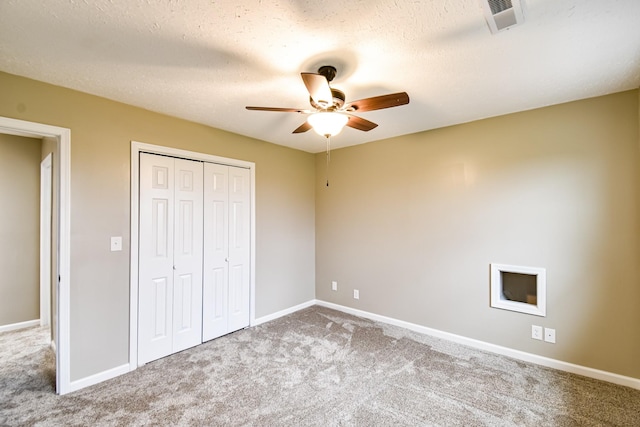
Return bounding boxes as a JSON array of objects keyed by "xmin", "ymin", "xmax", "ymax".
[{"xmin": 246, "ymin": 65, "xmax": 410, "ymax": 137}]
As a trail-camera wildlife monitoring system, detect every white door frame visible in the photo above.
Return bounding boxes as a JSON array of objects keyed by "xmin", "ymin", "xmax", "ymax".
[
  {"xmin": 0, "ymin": 116, "xmax": 71, "ymax": 395},
  {"xmin": 129, "ymin": 141, "xmax": 256, "ymax": 368},
  {"xmin": 40, "ymin": 153, "xmax": 52, "ymax": 327}
]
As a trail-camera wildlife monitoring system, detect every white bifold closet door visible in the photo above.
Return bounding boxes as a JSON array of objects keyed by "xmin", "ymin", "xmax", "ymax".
[
  {"xmin": 202, "ymin": 162, "xmax": 251, "ymax": 341},
  {"xmin": 139, "ymin": 153, "xmax": 204, "ymax": 364}
]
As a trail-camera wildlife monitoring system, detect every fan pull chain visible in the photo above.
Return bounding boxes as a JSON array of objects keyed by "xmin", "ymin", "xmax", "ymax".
[{"xmin": 325, "ymin": 135, "xmax": 331, "ymax": 187}]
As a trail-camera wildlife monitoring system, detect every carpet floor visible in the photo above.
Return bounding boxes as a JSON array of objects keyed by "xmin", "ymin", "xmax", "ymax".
[{"xmin": 1, "ymin": 305, "xmax": 639, "ymax": 426}]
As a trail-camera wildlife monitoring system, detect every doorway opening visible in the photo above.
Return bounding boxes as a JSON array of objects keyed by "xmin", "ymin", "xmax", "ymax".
[
  {"xmin": 0, "ymin": 116, "xmax": 71, "ymax": 394},
  {"xmin": 0, "ymin": 134, "xmax": 46, "ymax": 334}
]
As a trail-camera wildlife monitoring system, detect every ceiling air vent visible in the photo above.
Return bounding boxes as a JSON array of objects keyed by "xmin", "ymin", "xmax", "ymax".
[{"xmin": 479, "ymin": 0, "xmax": 525, "ymax": 34}]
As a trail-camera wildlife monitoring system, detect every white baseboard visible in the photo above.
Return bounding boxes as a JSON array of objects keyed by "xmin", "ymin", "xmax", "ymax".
[
  {"xmin": 66, "ymin": 363, "xmax": 131, "ymax": 394},
  {"xmin": 253, "ymin": 299, "xmax": 316, "ymax": 326},
  {"xmin": 315, "ymin": 300, "xmax": 640, "ymax": 391},
  {"xmin": 0, "ymin": 319, "xmax": 40, "ymax": 333}
]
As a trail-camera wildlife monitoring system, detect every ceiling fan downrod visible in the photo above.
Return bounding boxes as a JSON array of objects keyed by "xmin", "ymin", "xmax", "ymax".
[{"xmin": 317, "ymin": 65, "xmax": 337, "ymax": 82}]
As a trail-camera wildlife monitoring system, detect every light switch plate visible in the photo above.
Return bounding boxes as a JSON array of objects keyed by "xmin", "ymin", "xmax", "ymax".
[{"xmin": 111, "ymin": 236, "xmax": 122, "ymax": 252}]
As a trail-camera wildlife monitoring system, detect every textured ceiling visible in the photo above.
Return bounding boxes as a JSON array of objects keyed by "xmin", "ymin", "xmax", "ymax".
[{"xmin": 1, "ymin": 0, "xmax": 639, "ymax": 153}]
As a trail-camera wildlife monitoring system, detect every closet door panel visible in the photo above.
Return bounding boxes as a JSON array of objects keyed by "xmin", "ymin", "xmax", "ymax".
[
  {"xmin": 172, "ymin": 158, "xmax": 204, "ymax": 353},
  {"xmin": 202, "ymin": 163, "xmax": 229, "ymax": 341},
  {"xmin": 151, "ymin": 278, "xmax": 169, "ymax": 337},
  {"xmin": 227, "ymin": 167, "xmax": 251, "ymax": 332},
  {"xmin": 139, "ymin": 153, "xmax": 175, "ymax": 364}
]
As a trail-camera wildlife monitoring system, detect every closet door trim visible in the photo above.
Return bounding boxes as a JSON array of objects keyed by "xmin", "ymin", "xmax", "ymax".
[{"xmin": 130, "ymin": 141, "xmax": 255, "ymax": 369}]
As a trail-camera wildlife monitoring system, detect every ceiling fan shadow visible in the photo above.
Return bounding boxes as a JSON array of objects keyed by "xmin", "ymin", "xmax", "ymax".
[
  {"xmin": 425, "ymin": 20, "xmax": 487, "ymax": 46},
  {"xmin": 79, "ymin": 28, "xmax": 266, "ymax": 72},
  {"xmin": 299, "ymin": 50, "xmax": 359, "ymax": 84},
  {"xmin": 288, "ymin": 0, "xmax": 382, "ymax": 25}
]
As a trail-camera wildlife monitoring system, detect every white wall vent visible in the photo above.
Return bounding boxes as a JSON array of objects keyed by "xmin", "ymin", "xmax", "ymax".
[{"xmin": 479, "ymin": 0, "xmax": 525, "ymax": 34}]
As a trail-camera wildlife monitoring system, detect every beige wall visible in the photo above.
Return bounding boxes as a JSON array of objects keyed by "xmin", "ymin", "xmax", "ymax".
[
  {"xmin": 0, "ymin": 134, "xmax": 41, "ymax": 325},
  {"xmin": 316, "ymin": 90, "xmax": 640, "ymax": 379},
  {"xmin": 0, "ymin": 71, "xmax": 316, "ymax": 381}
]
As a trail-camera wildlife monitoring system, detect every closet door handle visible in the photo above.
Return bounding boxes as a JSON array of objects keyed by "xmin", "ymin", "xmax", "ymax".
[{"xmin": 225, "ymin": 257, "xmax": 229, "ymax": 263}]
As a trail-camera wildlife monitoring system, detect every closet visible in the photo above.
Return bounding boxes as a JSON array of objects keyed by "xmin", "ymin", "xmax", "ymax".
[{"xmin": 138, "ymin": 153, "xmax": 250, "ymax": 365}]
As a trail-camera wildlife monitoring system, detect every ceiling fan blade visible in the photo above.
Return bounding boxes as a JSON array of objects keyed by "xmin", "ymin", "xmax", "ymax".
[
  {"xmin": 301, "ymin": 73, "xmax": 333, "ymax": 107},
  {"xmin": 346, "ymin": 92, "xmax": 410, "ymax": 112},
  {"xmin": 292, "ymin": 121, "xmax": 312, "ymax": 134},
  {"xmin": 246, "ymin": 106, "xmax": 306, "ymax": 113},
  {"xmin": 346, "ymin": 115, "xmax": 378, "ymax": 132}
]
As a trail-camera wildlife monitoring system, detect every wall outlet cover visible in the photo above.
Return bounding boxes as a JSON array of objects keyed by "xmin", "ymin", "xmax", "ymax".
[
  {"xmin": 544, "ymin": 327, "xmax": 556, "ymax": 343},
  {"xmin": 531, "ymin": 325, "xmax": 543, "ymax": 340},
  {"xmin": 331, "ymin": 281, "xmax": 337, "ymax": 291},
  {"xmin": 353, "ymin": 289, "xmax": 359, "ymax": 299}
]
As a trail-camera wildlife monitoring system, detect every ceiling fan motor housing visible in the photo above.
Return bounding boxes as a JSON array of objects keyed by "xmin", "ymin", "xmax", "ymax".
[{"xmin": 310, "ymin": 88, "xmax": 345, "ymax": 110}]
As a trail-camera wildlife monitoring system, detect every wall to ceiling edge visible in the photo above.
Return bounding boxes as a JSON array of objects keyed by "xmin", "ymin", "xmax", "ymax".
[
  {"xmin": 315, "ymin": 89, "xmax": 640, "ymax": 379},
  {"xmin": 0, "ymin": 71, "xmax": 317, "ymax": 381}
]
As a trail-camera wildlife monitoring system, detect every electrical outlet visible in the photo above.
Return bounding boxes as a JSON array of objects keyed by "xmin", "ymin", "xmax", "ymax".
[
  {"xmin": 331, "ymin": 281, "xmax": 337, "ymax": 291},
  {"xmin": 531, "ymin": 325, "xmax": 543, "ymax": 341},
  {"xmin": 544, "ymin": 328, "xmax": 556, "ymax": 344},
  {"xmin": 353, "ymin": 289, "xmax": 359, "ymax": 299}
]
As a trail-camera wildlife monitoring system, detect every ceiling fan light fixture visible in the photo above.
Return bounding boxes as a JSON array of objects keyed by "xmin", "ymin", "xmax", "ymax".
[{"xmin": 308, "ymin": 112, "xmax": 349, "ymax": 137}]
